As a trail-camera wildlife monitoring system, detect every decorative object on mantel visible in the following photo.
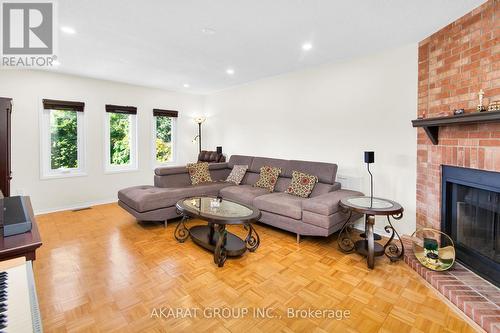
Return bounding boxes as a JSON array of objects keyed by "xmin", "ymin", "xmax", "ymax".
[
  {"xmin": 417, "ymin": 111, "xmax": 426, "ymax": 119},
  {"xmin": 453, "ymin": 109, "xmax": 464, "ymax": 115},
  {"xmin": 411, "ymin": 228, "xmax": 455, "ymax": 271},
  {"xmin": 488, "ymin": 100, "xmax": 500, "ymax": 112},
  {"xmin": 411, "ymin": 110, "xmax": 500, "ymax": 145},
  {"xmin": 477, "ymin": 89, "xmax": 486, "ymax": 112}
]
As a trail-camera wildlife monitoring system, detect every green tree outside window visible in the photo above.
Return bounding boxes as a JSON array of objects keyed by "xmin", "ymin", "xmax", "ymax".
[
  {"xmin": 156, "ymin": 116, "xmax": 172, "ymax": 163},
  {"xmin": 50, "ymin": 110, "xmax": 78, "ymax": 169},
  {"xmin": 109, "ymin": 113, "xmax": 131, "ymax": 165}
]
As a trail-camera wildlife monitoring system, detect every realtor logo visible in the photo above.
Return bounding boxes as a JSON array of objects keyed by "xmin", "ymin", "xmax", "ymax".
[
  {"xmin": 2, "ymin": 2, "xmax": 53, "ymax": 54},
  {"xmin": 1, "ymin": 1, "xmax": 56, "ymax": 66}
]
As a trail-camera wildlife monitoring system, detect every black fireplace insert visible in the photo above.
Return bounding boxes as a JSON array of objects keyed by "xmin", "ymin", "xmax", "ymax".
[{"xmin": 441, "ymin": 165, "xmax": 500, "ymax": 286}]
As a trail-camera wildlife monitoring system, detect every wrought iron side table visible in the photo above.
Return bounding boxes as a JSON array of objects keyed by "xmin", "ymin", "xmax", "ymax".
[{"xmin": 338, "ymin": 196, "xmax": 404, "ymax": 269}]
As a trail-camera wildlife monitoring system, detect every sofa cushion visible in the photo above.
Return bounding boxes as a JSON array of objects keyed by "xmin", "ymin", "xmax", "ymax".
[
  {"xmin": 155, "ymin": 162, "xmax": 228, "ymax": 176},
  {"xmin": 285, "ymin": 171, "xmax": 318, "ymax": 198},
  {"xmin": 249, "ymin": 157, "xmax": 291, "ymax": 175},
  {"xmin": 191, "ymin": 182, "xmax": 235, "ymax": 195},
  {"xmin": 118, "ymin": 183, "xmax": 233, "ymax": 212},
  {"xmin": 253, "ymin": 166, "xmax": 281, "ymax": 192},
  {"xmin": 253, "ymin": 192, "xmax": 304, "ymax": 220},
  {"xmin": 187, "ymin": 162, "xmax": 212, "ymax": 185},
  {"xmin": 241, "ymin": 172, "xmax": 259, "ymax": 186},
  {"xmin": 228, "ymin": 155, "xmax": 254, "ymax": 169},
  {"xmin": 289, "ymin": 160, "xmax": 338, "ymax": 184},
  {"xmin": 219, "ymin": 185, "xmax": 268, "ymax": 205},
  {"xmin": 302, "ymin": 189, "xmax": 363, "ymax": 216},
  {"xmin": 226, "ymin": 165, "xmax": 248, "ymax": 184},
  {"xmin": 310, "ymin": 183, "xmax": 335, "ymax": 197}
]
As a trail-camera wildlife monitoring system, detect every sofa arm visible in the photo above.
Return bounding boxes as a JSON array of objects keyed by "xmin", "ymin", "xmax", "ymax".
[{"xmin": 302, "ymin": 189, "xmax": 363, "ymax": 216}]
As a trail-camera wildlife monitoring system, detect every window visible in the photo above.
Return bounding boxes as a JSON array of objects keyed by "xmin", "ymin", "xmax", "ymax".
[
  {"xmin": 40, "ymin": 99, "xmax": 86, "ymax": 179},
  {"xmin": 152, "ymin": 109, "xmax": 177, "ymax": 166},
  {"xmin": 104, "ymin": 104, "xmax": 137, "ymax": 172}
]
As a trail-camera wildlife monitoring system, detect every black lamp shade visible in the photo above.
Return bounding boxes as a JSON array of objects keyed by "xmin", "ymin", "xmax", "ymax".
[{"xmin": 364, "ymin": 151, "xmax": 375, "ymax": 164}]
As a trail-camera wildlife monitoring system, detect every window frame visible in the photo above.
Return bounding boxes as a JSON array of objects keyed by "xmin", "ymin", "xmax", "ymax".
[
  {"xmin": 39, "ymin": 106, "xmax": 87, "ymax": 180},
  {"xmin": 151, "ymin": 113, "xmax": 177, "ymax": 168},
  {"xmin": 104, "ymin": 111, "xmax": 138, "ymax": 174}
]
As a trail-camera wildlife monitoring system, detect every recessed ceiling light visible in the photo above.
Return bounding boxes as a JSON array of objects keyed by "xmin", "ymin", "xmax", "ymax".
[
  {"xmin": 183, "ymin": 83, "xmax": 190, "ymax": 88},
  {"xmin": 302, "ymin": 42, "xmax": 313, "ymax": 51},
  {"xmin": 226, "ymin": 68, "xmax": 235, "ymax": 75},
  {"xmin": 201, "ymin": 27, "xmax": 216, "ymax": 35},
  {"xmin": 60, "ymin": 26, "xmax": 76, "ymax": 34}
]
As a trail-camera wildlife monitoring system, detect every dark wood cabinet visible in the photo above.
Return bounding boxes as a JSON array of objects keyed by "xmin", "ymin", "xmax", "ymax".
[{"xmin": 0, "ymin": 98, "xmax": 12, "ymax": 197}]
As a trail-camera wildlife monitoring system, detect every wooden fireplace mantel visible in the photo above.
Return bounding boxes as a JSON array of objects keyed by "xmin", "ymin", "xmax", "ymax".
[{"xmin": 411, "ymin": 110, "xmax": 500, "ymax": 145}]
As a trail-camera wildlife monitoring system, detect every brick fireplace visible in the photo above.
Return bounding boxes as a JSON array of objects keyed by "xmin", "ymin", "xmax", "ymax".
[
  {"xmin": 417, "ymin": 0, "xmax": 499, "ymax": 231},
  {"xmin": 412, "ymin": 1, "xmax": 500, "ymax": 331}
]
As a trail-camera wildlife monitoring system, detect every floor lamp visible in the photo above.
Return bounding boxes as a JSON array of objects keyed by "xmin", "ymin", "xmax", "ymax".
[
  {"xmin": 192, "ymin": 116, "xmax": 206, "ymax": 154},
  {"xmin": 364, "ymin": 151, "xmax": 375, "ymax": 208}
]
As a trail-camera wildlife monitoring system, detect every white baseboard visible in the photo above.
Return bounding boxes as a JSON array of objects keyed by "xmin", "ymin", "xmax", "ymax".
[{"xmin": 34, "ymin": 198, "xmax": 118, "ymax": 215}]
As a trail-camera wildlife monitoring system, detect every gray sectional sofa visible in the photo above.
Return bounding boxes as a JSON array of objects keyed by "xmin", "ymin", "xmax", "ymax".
[{"xmin": 118, "ymin": 155, "xmax": 362, "ymax": 242}]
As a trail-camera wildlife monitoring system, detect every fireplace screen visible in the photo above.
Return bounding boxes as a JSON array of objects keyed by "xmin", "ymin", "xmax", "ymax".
[
  {"xmin": 454, "ymin": 184, "xmax": 499, "ymax": 263},
  {"xmin": 442, "ymin": 165, "xmax": 500, "ymax": 286}
]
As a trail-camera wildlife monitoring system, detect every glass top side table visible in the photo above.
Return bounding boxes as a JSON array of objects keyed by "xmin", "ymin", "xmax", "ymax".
[
  {"xmin": 174, "ymin": 196, "xmax": 261, "ymax": 267},
  {"xmin": 338, "ymin": 196, "xmax": 404, "ymax": 269}
]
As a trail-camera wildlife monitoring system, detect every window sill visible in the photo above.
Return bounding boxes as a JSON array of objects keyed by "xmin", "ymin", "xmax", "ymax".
[{"xmin": 40, "ymin": 171, "xmax": 88, "ymax": 180}]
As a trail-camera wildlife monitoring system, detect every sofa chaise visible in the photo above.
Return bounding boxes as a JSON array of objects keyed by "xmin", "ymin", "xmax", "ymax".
[{"xmin": 118, "ymin": 155, "xmax": 362, "ymax": 242}]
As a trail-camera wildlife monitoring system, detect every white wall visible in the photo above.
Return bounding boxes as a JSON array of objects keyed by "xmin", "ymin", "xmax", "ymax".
[
  {"xmin": 0, "ymin": 70, "xmax": 204, "ymax": 213},
  {"xmin": 0, "ymin": 44, "xmax": 418, "ymax": 235},
  {"xmin": 204, "ymin": 44, "xmax": 418, "ymax": 235}
]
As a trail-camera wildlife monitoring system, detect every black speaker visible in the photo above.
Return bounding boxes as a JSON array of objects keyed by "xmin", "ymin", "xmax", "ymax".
[
  {"xmin": 216, "ymin": 146, "xmax": 222, "ymax": 154},
  {"xmin": 364, "ymin": 151, "xmax": 374, "ymax": 164}
]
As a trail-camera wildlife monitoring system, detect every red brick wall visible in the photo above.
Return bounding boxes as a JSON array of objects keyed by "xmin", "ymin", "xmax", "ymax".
[{"xmin": 416, "ymin": 0, "xmax": 500, "ymax": 229}]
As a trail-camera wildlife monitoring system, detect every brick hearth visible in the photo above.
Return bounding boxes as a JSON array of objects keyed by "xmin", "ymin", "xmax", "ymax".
[
  {"xmin": 403, "ymin": 237, "xmax": 500, "ymax": 333},
  {"xmin": 411, "ymin": 1, "xmax": 500, "ymax": 331}
]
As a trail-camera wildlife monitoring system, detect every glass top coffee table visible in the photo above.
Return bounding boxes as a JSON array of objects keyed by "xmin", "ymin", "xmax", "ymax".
[
  {"xmin": 338, "ymin": 196, "xmax": 405, "ymax": 269},
  {"xmin": 175, "ymin": 196, "xmax": 261, "ymax": 267}
]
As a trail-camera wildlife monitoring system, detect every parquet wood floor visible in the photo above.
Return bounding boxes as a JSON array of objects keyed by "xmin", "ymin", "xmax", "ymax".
[{"xmin": 33, "ymin": 203, "xmax": 479, "ymax": 333}]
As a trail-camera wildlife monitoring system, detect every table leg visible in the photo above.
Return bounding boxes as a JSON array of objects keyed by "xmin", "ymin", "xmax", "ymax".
[
  {"xmin": 214, "ymin": 224, "xmax": 227, "ymax": 267},
  {"xmin": 208, "ymin": 224, "xmax": 215, "ymax": 245},
  {"xmin": 383, "ymin": 214, "xmax": 405, "ymax": 262},
  {"xmin": 244, "ymin": 223, "xmax": 260, "ymax": 252},
  {"xmin": 174, "ymin": 215, "xmax": 190, "ymax": 242},
  {"xmin": 366, "ymin": 214, "xmax": 376, "ymax": 269},
  {"xmin": 337, "ymin": 211, "xmax": 355, "ymax": 252}
]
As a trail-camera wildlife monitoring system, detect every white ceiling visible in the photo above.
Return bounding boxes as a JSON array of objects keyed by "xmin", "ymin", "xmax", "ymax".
[{"xmin": 51, "ymin": 0, "xmax": 485, "ymax": 94}]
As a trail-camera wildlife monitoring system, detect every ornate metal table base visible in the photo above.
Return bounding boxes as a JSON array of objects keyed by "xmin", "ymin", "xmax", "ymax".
[
  {"xmin": 338, "ymin": 200, "xmax": 405, "ymax": 269},
  {"xmin": 174, "ymin": 215, "xmax": 190, "ymax": 242},
  {"xmin": 174, "ymin": 215, "xmax": 260, "ymax": 267}
]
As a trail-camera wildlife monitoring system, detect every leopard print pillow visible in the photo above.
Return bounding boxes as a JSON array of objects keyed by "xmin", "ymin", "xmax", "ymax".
[
  {"xmin": 253, "ymin": 166, "xmax": 281, "ymax": 192},
  {"xmin": 285, "ymin": 170, "xmax": 318, "ymax": 198},
  {"xmin": 226, "ymin": 165, "xmax": 248, "ymax": 184},
  {"xmin": 187, "ymin": 162, "xmax": 212, "ymax": 185}
]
